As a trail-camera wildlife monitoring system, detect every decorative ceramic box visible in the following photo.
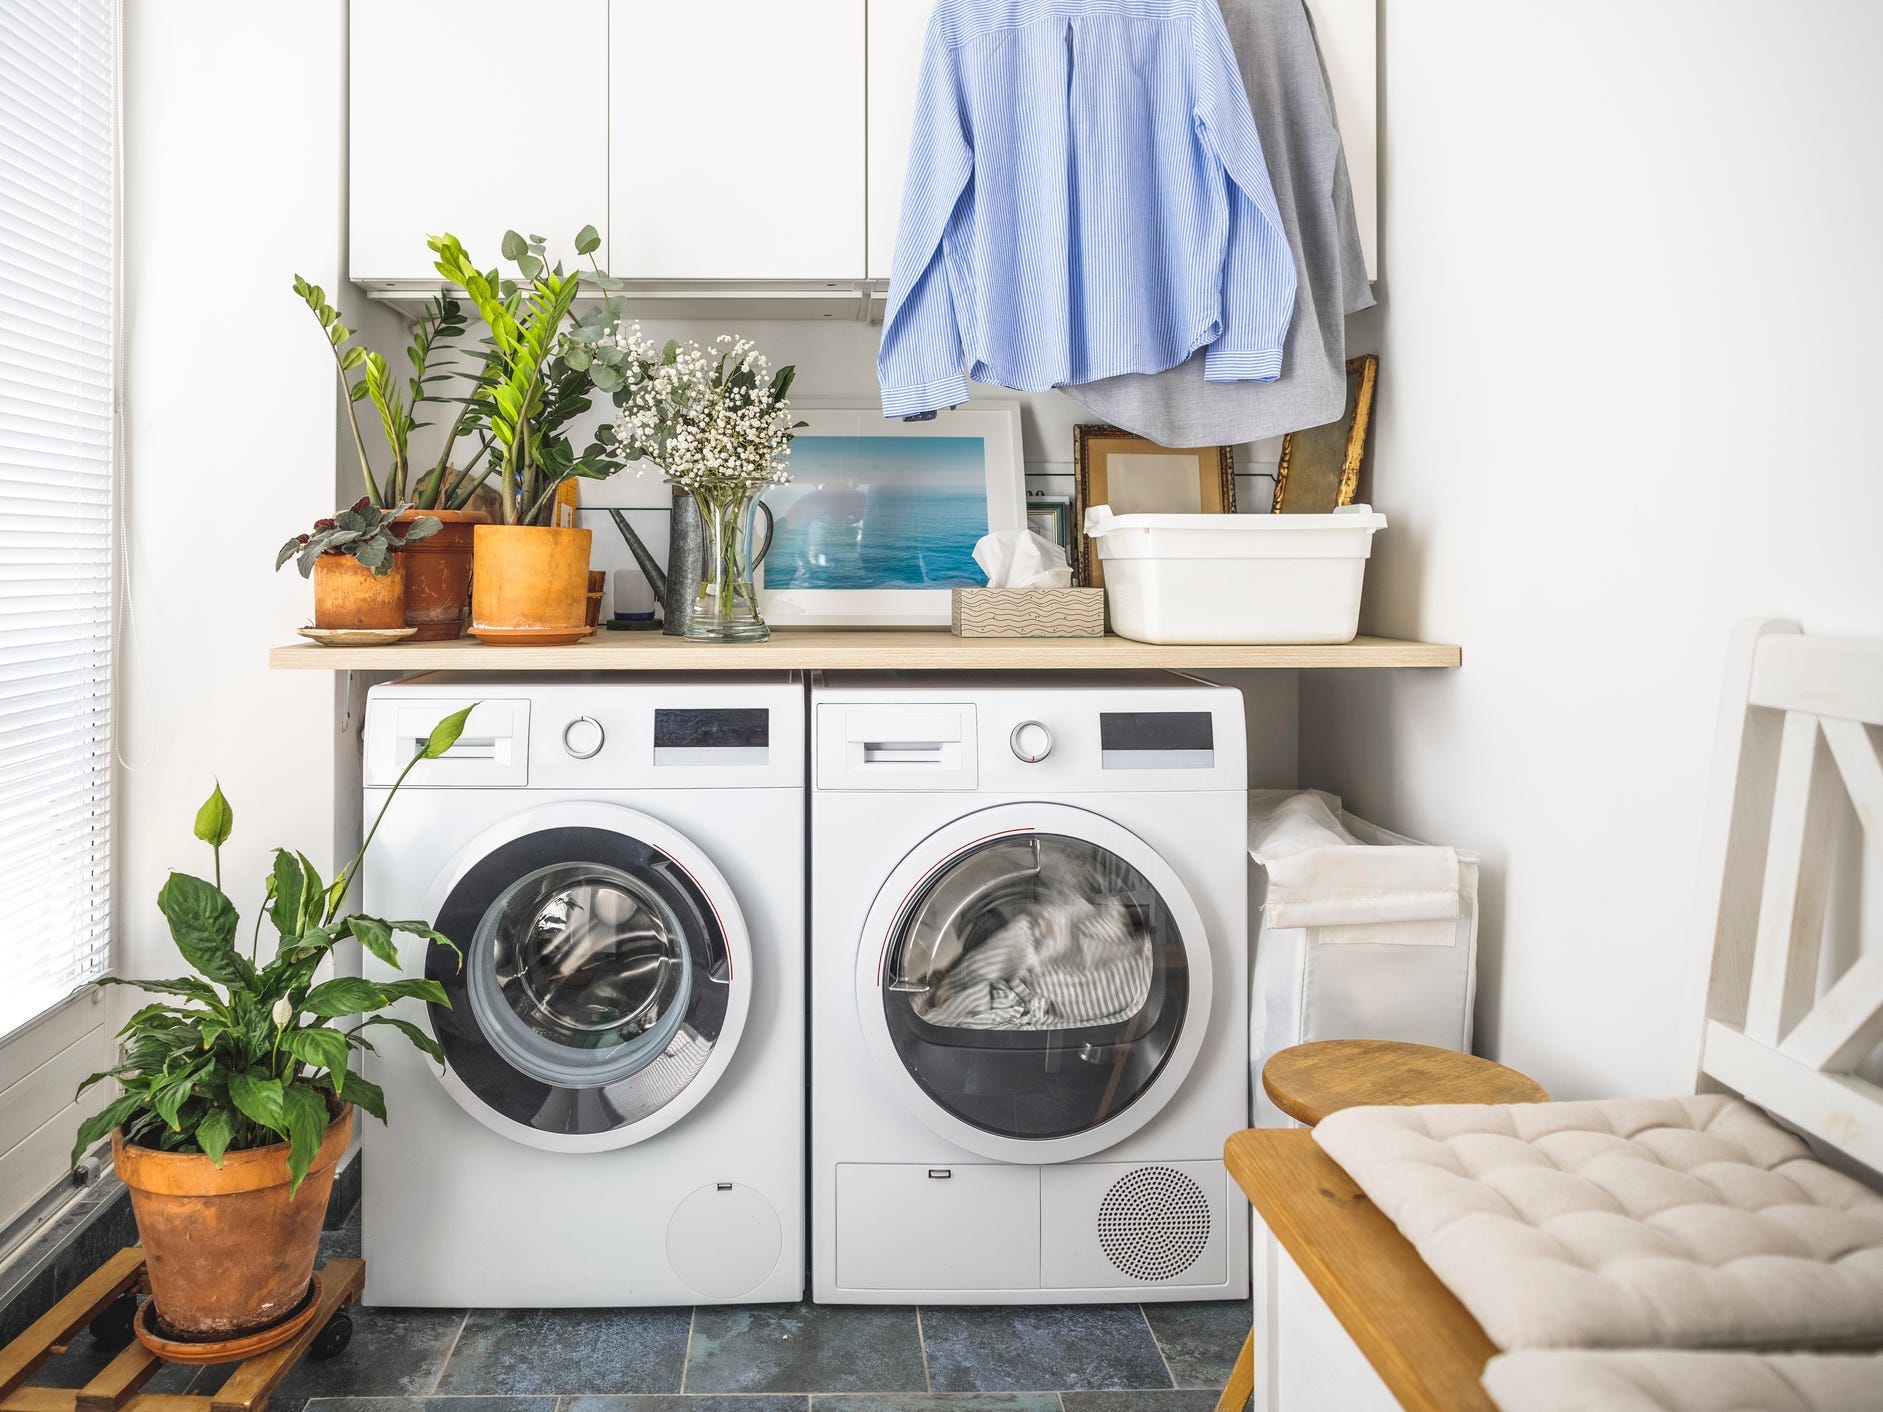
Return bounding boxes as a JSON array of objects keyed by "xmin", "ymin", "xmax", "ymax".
[{"xmin": 949, "ymin": 587, "xmax": 1106, "ymax": 637}]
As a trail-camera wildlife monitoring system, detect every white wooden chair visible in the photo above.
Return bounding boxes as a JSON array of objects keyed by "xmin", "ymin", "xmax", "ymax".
[{"xmin": 1225, "ymin": 617, "xmax": 1883, "ymax": 1412}]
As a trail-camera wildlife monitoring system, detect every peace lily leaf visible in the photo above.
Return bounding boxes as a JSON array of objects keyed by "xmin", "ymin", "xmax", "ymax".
[
  {"xmin": 357, "ymin": 1015, "xmax": 444, "ymax": 1066},
  {"xmin": 337, "ymin": 1071, "xmax": 387, "ymax": 1122},
  {"xmin": 228, "ymin": 1069, "xmax": 286, "ymax": 1136},
  {"xmin": 196, "ymin": 1108, "xmax": 234, "ymax": 1166},
  {"xmin": 271, "ymin": 849, "xmax": 305, "ymax": 939},
  {"xmin": 302, "ymin": 976, "xmax": 387, "ymax": 1018},
  {"xmin": 69, "ymin": 1093, "xmax": 142, "ymax": 1169},
  {"xmin": 347, "ymin": 915, "xmax": 401, "ymax": 970},
  {"xmin": 283, "ymin": 1025, "xmax": 351, "ymax": 1080},
  {"xmin": 279, "ymin": 1083, "xmax": 331, "ymax": 1197},
  {"xmin": 157, "ymin": 873, "xmax": 248, "ymax": 987}
]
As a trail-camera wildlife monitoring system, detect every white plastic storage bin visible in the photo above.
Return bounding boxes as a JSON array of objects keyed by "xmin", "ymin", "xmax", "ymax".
[
  {"xmin": 1247, "ymin": 790, "xmax": 1479, "ymax": 1127},
  {"xmin": 1083, "ymin": 504, "xmax": 1387, "ymax": 645}
]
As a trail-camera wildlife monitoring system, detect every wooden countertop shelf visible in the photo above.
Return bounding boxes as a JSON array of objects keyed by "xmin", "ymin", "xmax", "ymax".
[{"xmin": 268, "ymin": 630, "xmax": 1461, "ymax": 673}]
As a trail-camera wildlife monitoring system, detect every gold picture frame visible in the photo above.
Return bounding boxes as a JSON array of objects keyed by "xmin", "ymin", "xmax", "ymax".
[
  {"xmin": 1072, "ymin": 425, "xmax": 1235, "ymax": 588},
  {"xmin": 1273, "ymin": 355, "xmax": 1378, "ymax": 514}
]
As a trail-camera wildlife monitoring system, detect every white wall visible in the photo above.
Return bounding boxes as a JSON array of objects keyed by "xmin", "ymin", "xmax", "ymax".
[
  {"xmin": 1299, "ymin": 1, "xmax": 1883, "ymax": 1099},
  {"xmin": 118, "ymin": 2, "xmax": 346, "ymax": 982}
]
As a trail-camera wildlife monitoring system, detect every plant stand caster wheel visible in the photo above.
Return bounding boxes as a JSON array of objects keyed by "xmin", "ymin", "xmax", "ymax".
[
  {"xmin": 88, "ymin": 1292, "xmax": 139, "ymax": 1351},
  {"xmin": 309, "ymin": 1310, "xmax": 352, "ymax": 1360}
]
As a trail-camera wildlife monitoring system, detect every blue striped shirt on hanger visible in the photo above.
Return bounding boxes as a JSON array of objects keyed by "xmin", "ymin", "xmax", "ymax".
[{"xmin": 878, "ymin": 0, "xmax": 1298, "ymax": 418}]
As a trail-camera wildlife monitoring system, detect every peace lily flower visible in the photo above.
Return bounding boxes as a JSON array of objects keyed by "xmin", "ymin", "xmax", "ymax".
[{"xmin": 271, "ymin": 997, "xmax": 293, "ymax": 1028}]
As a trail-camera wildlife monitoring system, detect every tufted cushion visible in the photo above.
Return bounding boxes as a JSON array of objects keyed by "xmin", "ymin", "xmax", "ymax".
[
  {"xmin": 1313, "ymin": 1095, "xmax": 1883, "ymax": 1351},
  {"xmin": 1482, "ymin": 1349, "xmax": 1883, "ymax": 1412}
]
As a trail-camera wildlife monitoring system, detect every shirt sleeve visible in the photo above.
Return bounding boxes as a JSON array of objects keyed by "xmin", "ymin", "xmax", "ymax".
[
  {"xmin": 877, "ymin": 19, "xmax": 974, "ymax": 418},
  {"xmin": 1191, "ymin": 0, "xmax": 1297, "ymax": 383}
]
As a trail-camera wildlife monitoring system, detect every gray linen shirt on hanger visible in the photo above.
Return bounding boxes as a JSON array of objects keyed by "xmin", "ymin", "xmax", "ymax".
[{"xmin": 1065, "ymin": 0, "xmax": 1374, "ymax": 445}]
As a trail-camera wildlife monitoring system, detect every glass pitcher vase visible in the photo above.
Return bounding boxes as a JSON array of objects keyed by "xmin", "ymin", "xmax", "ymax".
[{"xmin": 685, "ymin": 483, "xmax": 775, "ymax": 642}]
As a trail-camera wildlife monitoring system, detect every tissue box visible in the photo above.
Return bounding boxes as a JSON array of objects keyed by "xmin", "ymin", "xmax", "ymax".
[{"xmin": 950, "ymin": 587, "xmax": 1105, "ymax": 637}]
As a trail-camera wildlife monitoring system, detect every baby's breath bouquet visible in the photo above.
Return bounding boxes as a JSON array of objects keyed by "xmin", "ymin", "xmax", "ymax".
[{"xmin": 606, "ymin": 325, "xmax": 803, "ymax": 641}]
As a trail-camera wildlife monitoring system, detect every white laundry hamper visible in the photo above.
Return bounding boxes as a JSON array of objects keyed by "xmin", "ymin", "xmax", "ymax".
[{"xmin": 1247, "ymin": 790, "xmax": 1479, "ymax": 1126}]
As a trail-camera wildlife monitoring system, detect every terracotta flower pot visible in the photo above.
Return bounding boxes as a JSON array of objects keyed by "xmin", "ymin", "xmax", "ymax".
[
  {"xmin": 393, "ymin": 507, "xmax": 489, "ymax": 641},
  {"xmin": 312, "ymin": 553, "xmax": 406, "ymax": 630},
  {"xmin": 470, "ymin": 524, "xmax": 594, "ymax": 645},
  {"xmin": 113, "ymin": 1105, "xmax": 353, "ymax": 1342}
]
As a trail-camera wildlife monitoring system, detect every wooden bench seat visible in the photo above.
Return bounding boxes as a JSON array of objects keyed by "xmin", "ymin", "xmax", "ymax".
[{"xmin": 1225, "ymin": 1128, "xmax": 1498, "ymax": 1412}]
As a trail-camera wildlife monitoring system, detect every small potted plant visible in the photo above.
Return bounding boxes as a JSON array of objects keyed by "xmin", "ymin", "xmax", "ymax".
[
  {"xmin": 428, "ymin": 227, "xmax": 624, "ymax": 644},
  {"xmin": 277, "ymin": 499, "xmax": 439, "ymax": 632},
  {"xmin": 69, "ymin": 707, "xmax": 474, "ymax": 1356},
  {"xmin": 294, "ymin": 279, "xmax": 491, "ymax": 639}
]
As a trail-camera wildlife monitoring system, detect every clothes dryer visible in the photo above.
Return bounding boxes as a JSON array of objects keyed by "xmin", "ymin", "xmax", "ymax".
[{"xmin": 811, "ymin": 672, "xmax": 1248, "ymax": 1303}]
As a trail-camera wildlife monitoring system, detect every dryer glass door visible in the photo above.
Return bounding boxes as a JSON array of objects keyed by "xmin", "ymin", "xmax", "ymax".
[
  {"xmin": 879, "ymin": 829, "xmax": 1190, "ymax": 1143},
  {"xmin": 427, "ymin": 823, "xmax": 734, "ymax": 1140}
]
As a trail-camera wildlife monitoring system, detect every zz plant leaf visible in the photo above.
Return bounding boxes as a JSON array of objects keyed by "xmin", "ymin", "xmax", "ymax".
[{"xmin": 69, "ymin": 716, "xmax": 476, "ymax": 1194}]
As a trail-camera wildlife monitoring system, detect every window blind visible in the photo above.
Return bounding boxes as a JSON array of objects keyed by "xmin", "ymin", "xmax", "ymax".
[{"xmin": 0, "ymin": 0, "xmax": 116, "ymax": 1039}]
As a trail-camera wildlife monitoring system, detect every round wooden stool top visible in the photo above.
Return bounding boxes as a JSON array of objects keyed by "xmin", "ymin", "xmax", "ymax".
[{"xmin": 1262, "ymin": 1039, "xmax": 1549, "ymax": 1127}]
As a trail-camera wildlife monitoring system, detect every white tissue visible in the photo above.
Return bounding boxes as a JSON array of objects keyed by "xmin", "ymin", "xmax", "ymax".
[{"xmin": 973, "ymin": 530, "xmax": 1073, "ymax": 588}]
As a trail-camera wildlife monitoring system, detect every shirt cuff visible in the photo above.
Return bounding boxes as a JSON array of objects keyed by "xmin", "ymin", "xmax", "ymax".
[
  {"xmin": 881, "ymin": 370, "xmax": 972, "ymax": 418},
  {"xmin": 1203, "ymin": 346, "xmax": 1284, "ymax": 383}
]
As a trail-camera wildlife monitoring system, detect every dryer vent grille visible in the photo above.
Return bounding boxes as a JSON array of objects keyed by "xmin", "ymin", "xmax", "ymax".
[{"xmin": 1096, "ymin": 1165, "xmax": 1211, "ymax": 1282}]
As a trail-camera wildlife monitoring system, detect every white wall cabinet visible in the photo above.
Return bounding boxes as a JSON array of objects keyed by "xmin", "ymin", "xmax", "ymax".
[
  {"xmin": 350, "ymin": 0, "xmax": 1376, "ymax": 303},
  {"xmin": 609, "ymin": 1, "xmax": 864, "ymax": 279},
  {"xmin": 350, "ymin": 0, "xmax": 610, "ymax": 287}
]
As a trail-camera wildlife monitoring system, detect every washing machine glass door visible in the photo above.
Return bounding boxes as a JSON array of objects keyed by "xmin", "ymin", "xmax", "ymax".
[
  {"xmin": 858, "ymin": 802, "xmax": 1214, "ymax": 1164},
  {"xmin": 424, "ymin": 805, "xmax": 751, "ymax": 1152}
]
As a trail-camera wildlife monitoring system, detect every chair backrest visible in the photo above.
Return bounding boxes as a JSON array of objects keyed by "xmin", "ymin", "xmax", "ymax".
[{"xmin": 1694, "ymin": 618, "xmax": 1883, "ymax": 1172}]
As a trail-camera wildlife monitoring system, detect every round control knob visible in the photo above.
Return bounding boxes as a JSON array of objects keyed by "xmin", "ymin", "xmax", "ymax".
[
  {"xmin": 562, "ymin": 716, "xmax": 605, "ymax": 759},
  {"xmin": 1009, "ymin": 720, "xmax": 1054, "ymax": 764}
]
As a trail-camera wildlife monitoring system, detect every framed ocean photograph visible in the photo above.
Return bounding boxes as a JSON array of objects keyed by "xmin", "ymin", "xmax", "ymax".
[{"xmin": 757, "ymin": 401, "xmax": 1026, "ymax": 626}]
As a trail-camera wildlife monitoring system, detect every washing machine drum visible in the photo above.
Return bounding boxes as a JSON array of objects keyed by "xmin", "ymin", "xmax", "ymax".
[{"xmin": 427, "ymin": 823, "xmax": 737, "ymax": 1141}]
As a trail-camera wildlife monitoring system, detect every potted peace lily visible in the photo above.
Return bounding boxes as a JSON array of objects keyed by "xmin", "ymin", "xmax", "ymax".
[
  {"xmin": 427, "ymin": 227, "xmax": 626, "ymax": 644},
  {"xmin": 598, "ymin": 324, "xmax": 802, "ymax": 642},
  {"xmin": 294, "ymin": 279, "xmax": 491, "ymax": 640},
  {"xmin": 69, "ymin": 707, "xmax": 473, "ymax": 1354}
]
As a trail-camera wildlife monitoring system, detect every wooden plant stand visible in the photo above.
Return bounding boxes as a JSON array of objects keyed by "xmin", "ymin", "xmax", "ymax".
[{"xmin": 0, "ymin": 1248, "xmax": 362, "ymax": 1412}]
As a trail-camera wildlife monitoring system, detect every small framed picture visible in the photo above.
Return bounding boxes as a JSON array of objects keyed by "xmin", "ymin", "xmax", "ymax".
[
  {"xmin": 1026, "ymin": 495, "xmax": 1072, "ymax": 555},
  {"xmin": 1072, "ymin": 425, "xmax": 1235, "ymax": 588},
  {"xmin": 1273, "ymin": 355, "xmax": 1378, "ymax": 514},
  {"xmin": 757, "ymin": 400, "xmax": 1026, "ymax": 626}
]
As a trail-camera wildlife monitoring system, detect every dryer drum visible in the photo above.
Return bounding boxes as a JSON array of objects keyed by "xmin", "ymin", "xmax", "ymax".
[
  {"xmin": 880, "ymin": 832, "xmax": 1190, "ymax": 1142},
  {"xmin": 427, "ymin": 825, "xmax": 731, "ymax": 1136}
]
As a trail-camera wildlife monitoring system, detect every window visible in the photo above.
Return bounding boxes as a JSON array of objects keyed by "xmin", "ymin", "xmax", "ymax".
[
  {"xmin": 0, "ymin": 0, "xmax": 116, "ymax": 1042},
  {"xmin": 0, "ymin": 3, "xmax": 116, "ymax": 1049}
]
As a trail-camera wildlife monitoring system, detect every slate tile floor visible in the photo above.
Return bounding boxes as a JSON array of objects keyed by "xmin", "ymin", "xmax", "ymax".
[{"xmin": 26, "ymin": 1208, "xmax": 1249, "ymax": 1411}]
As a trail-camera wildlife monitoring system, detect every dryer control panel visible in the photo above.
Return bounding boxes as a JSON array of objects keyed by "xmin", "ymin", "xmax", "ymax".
[{"xmin": 815, "ymin": 677, "xmax": 1244, "ymax": 793}]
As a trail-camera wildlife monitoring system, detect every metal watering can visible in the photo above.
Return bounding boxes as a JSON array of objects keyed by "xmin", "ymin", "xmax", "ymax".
[{"xmin": 608, "ymin": 494, "xmax": 774, "ymax": 636}]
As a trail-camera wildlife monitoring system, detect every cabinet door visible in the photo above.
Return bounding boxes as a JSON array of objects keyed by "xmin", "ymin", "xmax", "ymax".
[
  {"xmin": 610, "ymin": 1, "xmax": 864, "ymax": 279},
  {"xmin": 1308, "ymin": 0, "xmax": 1377, "ymax": 280},
  {"xmin": 350, "ymin": 0, "xmax": 609, "ymax": 285},
  {"xmin": 865, "ymin": 0, "xmax": 932, "ymax": 281}
]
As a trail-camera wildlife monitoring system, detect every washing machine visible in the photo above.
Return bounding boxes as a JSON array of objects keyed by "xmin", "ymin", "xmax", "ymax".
[
  {"xmin": 358, "ymin": 673, "xmax": 803, "ymax": 1308},
  {"xmin": 811, "ymin": 672, "xmax": 1249, "ymax": 1303}
]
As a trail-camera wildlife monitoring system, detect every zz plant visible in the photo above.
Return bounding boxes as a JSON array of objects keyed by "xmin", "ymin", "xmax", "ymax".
[
  {"xmin": 70, "ymin": 706, "xmax": 477, "ymax": 1194},
  {"xmin": 427, "ymin": 226, "xmax": 624, "ymax": 526},
  {"xmin": 293, "ymin": 278, "xmax": 491, "ymax": 512}
]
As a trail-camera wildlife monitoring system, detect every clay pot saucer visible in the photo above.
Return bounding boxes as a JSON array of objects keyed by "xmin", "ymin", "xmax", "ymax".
[{"xmin": 133, "ymin": 1273, "xmax": 323, "ymax": 1365}]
